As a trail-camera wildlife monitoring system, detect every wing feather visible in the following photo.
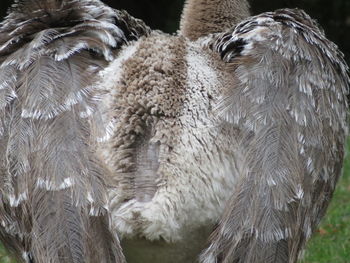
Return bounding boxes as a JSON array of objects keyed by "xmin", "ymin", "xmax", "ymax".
[
  {"xmin": 0, "ymin": 0, "xmax": 150, "ymax": 262},
  {"xmin": 201, "ymin": 8, "xmax": 349, "ymax": 263}
]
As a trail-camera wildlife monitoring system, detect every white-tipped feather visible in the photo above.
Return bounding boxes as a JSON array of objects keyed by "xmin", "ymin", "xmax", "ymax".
[
  {"xmin": 201, "ymin": 9, "xmax": 348, "ymax": 263},
  {"xmin": 0, "ymin": 0, "xmax": 150, "ymax": 262}
]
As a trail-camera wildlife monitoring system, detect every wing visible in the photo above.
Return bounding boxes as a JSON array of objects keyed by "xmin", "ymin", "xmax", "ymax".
[
  {"xmin": 200, "ymin": 9, "xmax": 349, "ymax": 263},
  {"xmin": 0, "ymin": 0, "xmax": 150, "ymax": 262}
]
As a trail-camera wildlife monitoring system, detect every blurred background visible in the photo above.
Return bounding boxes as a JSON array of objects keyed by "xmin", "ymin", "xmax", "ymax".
[
  {"xmin": 0, "ymin": 1, "xmax": 349, "ymax": 263},
  {"xmin": 1, "ymin": 0, "xmax": 348, "ymax": 64}
]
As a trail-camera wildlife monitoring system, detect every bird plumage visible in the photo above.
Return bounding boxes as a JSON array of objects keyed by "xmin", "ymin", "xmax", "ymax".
[
  {"xmin": 200, "ymin": 9, "xmax": 349, "ymax": 262},
  {"xmin": 0, "ymin": 0, "xmax": 348, "ymax": 263},
  {"xmin": 0, "ymin": 0, "xmax": 149, "ymax": 262}
]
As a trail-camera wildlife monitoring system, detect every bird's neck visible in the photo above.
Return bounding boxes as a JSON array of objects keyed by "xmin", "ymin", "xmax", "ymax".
[{"xmin": 179, "ymin": 0, "xmax": 250, "ymax": 41}]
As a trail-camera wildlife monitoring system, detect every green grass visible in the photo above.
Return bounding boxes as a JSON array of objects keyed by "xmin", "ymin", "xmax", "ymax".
[
  {"xmin": 0, "ymin": 245, "xmax": 15, "ymax": 263},
  {"xmin": 0, "ymin": 140, "xmax": 349, "ymax": 263}
]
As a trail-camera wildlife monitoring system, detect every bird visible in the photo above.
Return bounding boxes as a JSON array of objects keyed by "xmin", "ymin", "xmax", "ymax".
[{"xmin": 0, "ymin": 0, "xmax": 348, "ymax": 262}]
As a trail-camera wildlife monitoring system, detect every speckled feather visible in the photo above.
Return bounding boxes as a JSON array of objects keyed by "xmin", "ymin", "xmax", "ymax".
[
  {"xmin": 200, "ymin": 8, "xmax": 349, "ymax": 263},
  {"xmin": 0, "ymin": 0, "xmax": 149, "ymax": 262}
]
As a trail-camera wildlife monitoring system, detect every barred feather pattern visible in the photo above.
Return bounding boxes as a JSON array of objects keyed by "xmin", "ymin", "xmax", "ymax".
[
  {"xmin": 0, "ymin": 0, "xmax": 149, "ymax": 262},
  {"xmin": 201, "ymin": 9, "xmax": 349, "ymax": 263}
]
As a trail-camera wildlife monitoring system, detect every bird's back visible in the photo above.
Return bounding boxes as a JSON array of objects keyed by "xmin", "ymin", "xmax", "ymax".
[{"xmin": 98, "ymin": 32, "xmax": 243, "ymax": 261}]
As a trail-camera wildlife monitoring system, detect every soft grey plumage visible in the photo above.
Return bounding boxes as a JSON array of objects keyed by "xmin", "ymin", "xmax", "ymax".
[
  {"xmin": 0, "ymin": 1, "xmax": 149, "ymax": 262},
  {"xmin": 0, "ymin": 0, "xmax": 348, "ymax": 263}
]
